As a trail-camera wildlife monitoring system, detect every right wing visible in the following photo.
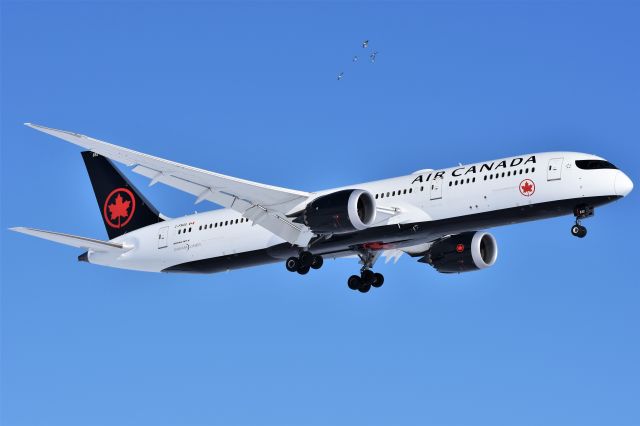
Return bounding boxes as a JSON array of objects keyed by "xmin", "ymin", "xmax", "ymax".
[
  {"xmin": 25, "ymin": 123, "xmax": 315, "ymax": 246},
  {"xmin": 10, "ymin": 227, "xmax": 129, "ymax": 253}
]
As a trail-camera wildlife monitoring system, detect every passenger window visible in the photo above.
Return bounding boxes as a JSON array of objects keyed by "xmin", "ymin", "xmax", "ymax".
[
  {"xmin": 189, "ymin": 228, "xmax": 192, "ymax": 232},
  {"xmin": 501, "ymin": 172, "xmax": 505, "ymax": 178},
  {"xmin": 532, "ymin": 167, "xmax": 535, "ymax": 173},
  {"xmin": 236, "ymin": 219, "xmax": 239, "ymax": 224},
  {"xmin": 449, "ymin": 181, "xmax": 453, "ymax": 187},
  {"xmin": 473, "ymin": 177, "xmax": 476, "ymax": 182},
  {"xmin": 409, "ymin": 188, "xmax": 413, "ymax": 193},
  {"xmin": 526, "ymin": 168, "xmax": 529, "ymax": 173},
  {"xmin": 519, "ymin": 169, "xmax": 523, "ymax": 175}
]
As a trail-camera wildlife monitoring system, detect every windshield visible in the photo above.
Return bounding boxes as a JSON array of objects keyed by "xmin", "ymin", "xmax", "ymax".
[{"xmin": 575, "ymin": 160, "xmax": 618, "ymax": 170}]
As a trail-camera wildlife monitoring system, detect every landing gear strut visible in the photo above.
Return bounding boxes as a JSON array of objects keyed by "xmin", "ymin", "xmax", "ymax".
[
  {"xmin": 286, "ymin": 251, "xmax": 324, "ymax": 275},
  {"xmin": 571, "ymin": 205, "xmax": 593, "ymax": 239}
]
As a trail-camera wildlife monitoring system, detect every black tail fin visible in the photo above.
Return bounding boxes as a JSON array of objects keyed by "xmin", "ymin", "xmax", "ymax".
[{"xmin": 81, "ymin": 151, "xmax": 163, "ymax": 240}]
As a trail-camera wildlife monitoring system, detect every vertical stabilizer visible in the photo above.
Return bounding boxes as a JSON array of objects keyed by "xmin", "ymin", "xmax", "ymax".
[{"xmin": 81, "ymin": 151, "xmax": 162, "ymax": 239}]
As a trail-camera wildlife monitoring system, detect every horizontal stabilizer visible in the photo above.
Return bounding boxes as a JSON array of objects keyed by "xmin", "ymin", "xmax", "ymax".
[{"xmin": 9, "ymin": 227, "xmax": 128, "ymax": 253}]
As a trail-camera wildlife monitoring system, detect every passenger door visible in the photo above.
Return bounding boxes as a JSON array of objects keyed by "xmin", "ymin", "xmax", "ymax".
[
  {"xmin": 547, "ymin": 158, "xmax": 564, "ymax": 181},
  {"xmin": 158, "ymin": 227, "xmax": 169, "ymax": 249},
  {"xmin": 430, "ymin": 177, "xmax": 443, "ymax": 200}
]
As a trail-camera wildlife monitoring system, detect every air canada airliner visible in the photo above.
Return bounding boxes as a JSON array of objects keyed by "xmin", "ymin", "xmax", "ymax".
[{"xmin": 11, "ymin": 124, "xmax": 634, "ymax": 293}]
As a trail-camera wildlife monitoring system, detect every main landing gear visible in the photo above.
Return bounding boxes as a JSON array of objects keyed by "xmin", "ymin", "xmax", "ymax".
[
  {"xmin": 571, "ymin": 205, "xmax": 594, "ymax": 239},
  {"xmin": 347, "ymin": 269, "xmax": 385, "ymax": 293},
  {"xmin": 285, "ymin": 247, "xmax": 386, "ymax": 294},
  {"xmin": 346, "ymin": 248, "xmax": 385, "ymax": 293},
  {"xmin": 286, "ymin": 251, "xmax": 324, "ymax": 275}
]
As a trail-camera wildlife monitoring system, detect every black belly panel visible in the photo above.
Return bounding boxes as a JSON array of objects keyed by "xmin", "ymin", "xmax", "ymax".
[{"xmin": 163, "ymin": 195, "xmax": 620, "ymax": 274}]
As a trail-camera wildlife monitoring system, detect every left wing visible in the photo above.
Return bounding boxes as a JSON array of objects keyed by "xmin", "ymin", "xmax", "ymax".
[{"xmin": 26, "ymin": 123, "xmax": 315, "ymax": 246}]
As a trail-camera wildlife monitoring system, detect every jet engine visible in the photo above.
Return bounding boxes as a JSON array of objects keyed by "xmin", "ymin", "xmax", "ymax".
[
  {"xmin": 421, "ymin": 231, "xmax": 498, "ymax": 273},
  {"xmin": 301, "ymin": 189, "xmax": 376, "ymax": 234}
]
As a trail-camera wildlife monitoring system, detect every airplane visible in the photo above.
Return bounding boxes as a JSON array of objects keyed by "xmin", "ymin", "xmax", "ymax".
[{"xmin": 11, "ymin": 123, "xmax": 634, "ymax": 293}]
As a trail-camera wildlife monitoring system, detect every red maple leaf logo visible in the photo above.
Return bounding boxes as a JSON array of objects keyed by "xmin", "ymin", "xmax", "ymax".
[
  {"xmin": 108, "ymin": 194, "xmax": 130, "ymax": 221},
  {"xmin": 103, "ymin": 188, "xmax": 136, "ymax": 229},
  {"xmin": 520, "ymin": 179, "xmax": 535, "ymax": 196}
]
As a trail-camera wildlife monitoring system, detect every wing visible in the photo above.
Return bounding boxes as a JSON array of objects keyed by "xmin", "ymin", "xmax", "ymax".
[
  {"xmin": 26, "ymin": 123, "xmax": 315, "ymax": 246},
  {"xmin": 10, "ymin": 227, "xmax": 129, "ymax": 253}
]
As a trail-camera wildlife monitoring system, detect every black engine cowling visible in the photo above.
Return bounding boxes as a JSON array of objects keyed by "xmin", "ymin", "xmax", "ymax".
[
  {"xmin": 302, "ymin": 189, "xmax": 376, "ymax": 234},
  {"xmin": 421, "ymin": 231, "xmax": 498, "ymax": 273}
]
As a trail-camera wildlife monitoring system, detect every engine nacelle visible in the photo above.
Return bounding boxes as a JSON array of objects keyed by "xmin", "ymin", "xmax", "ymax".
[
  {"xmin": 422, "ymin": 231, "xmax": 498, "ymax": 273},
  {"xmin": 302, "ymin": 189, "xmax": 376, "ymax": 234}
]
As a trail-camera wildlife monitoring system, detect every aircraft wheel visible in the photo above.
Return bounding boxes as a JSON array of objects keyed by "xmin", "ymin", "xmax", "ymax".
[
  {"xmin": 371, "ymin": 273, "xmax": 385, "ymax": 288},
  {"xmin": 297, "ymin": 265, "xmax": 311, "ymax": 275},
  {"xmin": 361, "ymin": 269, "xmax": 376, "ymax": 285},
  {"xmin": 311, "ymin": 255, "xmax": 324, "ymax": 270},
  {"xmin": 348, "ymin": 275, "xmax": 362, "ymax": 290},
  {"xmin": 359, "ymin": 283, "xmax": 372, "ymax": 293},
  {"xmin": 300, "ymin": 251, "xmax": 314, "ymax": 268},
  {"xmin": 571, "ymin": 224, "xmax": 587, "ymax": 238},
  {"xmin": 286, "ymin": 257, "xmax": 300, "ymax": 272}
]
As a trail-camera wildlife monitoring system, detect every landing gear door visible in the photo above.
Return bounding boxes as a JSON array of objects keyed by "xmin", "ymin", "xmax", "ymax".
[
  {"xmin": 430, "ymin": 177, "xmax": 443, "ymax": 200},
  {"xmin": 547, "ymin": 158, "xmax": 564, "ymax": 181},
  {"xmin": 158, "ymin": 227, "xmax": 169, "ymax": 249}
]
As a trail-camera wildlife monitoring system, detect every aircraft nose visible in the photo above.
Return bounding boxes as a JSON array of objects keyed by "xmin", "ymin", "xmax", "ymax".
[{"xmin": 615, "ymin": 171, "xmax": 634, "ymax": 197}]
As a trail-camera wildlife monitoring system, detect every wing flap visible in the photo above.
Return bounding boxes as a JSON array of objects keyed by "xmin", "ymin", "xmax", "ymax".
[{"xmin": 10, "ymin": 227, "xmax": 129, "ymax": 253}]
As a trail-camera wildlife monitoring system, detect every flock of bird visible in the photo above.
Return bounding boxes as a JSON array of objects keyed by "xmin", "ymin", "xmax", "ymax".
[{"xmin": 337, "ymin": 40, "xmax": 378, "ymax": 81}]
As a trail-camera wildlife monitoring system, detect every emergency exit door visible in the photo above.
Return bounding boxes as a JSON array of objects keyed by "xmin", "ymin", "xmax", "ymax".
[{"xmin": 547, "ymin": 158, "xmax": 564, "ymax": 181}]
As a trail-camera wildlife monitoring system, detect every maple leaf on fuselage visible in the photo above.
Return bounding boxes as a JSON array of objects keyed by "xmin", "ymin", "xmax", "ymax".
[
  {"xmin": 521, "ymin": 181, "xmax": 533, "ymax": 194},
  {"xmin": 108, "ymin": 194, "xmax": 131, "ymax": 221}
]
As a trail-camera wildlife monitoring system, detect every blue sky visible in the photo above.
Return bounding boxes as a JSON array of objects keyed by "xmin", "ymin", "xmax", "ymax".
[{"xmin": 2, "ymin": 1, "xmax": 639, "ymax": 425}]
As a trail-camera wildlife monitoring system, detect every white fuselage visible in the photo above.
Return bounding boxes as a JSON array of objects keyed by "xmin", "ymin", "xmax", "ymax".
[{"xmin": 87, "ymin": 152, "xmax": 632, "ymax": 273}]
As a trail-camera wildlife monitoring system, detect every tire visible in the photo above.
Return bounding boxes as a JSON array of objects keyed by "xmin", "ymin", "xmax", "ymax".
[
  {"xmin": 578, "ymin": 225, "xmax": 588, "ymax": 238},
  {"xmin": 359, "ymin": 283, "xmax": 372, "ymax": 293},
  {"xmin": 571, "ymin": 225, "xmax": 581, "ymax": 237},
  {"xmin": 361, "ymin": 269, "xmax": 375, "ymax": 285},
  {"xmin": 286, "ymin": 257, "xmax": 300, "ymax": 272},
  {"xmin": 300, "ymin": 251, "xmax": 314, "ymax": 268},
  {"xmin": 311, "ymin": 255, "xmax": 324, "ymax": 270},
  {"xmin": 372, "ymin": 273, "xmax": 385, "ymax": 288},
  {"xmin": 297, "ymin": 265, "xmax": 311, "ymax": 275},
  {"xmin": 348, "ymin": 275, "xmax": 361, "ymax": 290}
]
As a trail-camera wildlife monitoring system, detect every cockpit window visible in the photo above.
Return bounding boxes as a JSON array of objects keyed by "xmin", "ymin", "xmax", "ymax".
[{"xmin": 575, "ymin": 160, "xmax": 618, "ymax": 170}]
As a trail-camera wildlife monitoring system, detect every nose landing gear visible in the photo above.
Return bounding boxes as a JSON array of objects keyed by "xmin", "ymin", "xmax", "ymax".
[
  {"xmin": 571, "ymin": 224, "xmax": 588, "ymax": 238},
  {"xmin": 571, "ymin": 205, "xmax": 594, "ymax": 239}
]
